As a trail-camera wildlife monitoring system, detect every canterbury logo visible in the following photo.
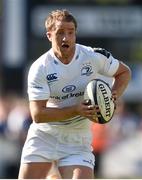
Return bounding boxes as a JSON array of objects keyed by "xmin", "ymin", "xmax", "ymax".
[{"xmin": 46, "ymin": 73, "xmax": 57, "ymax": 81}]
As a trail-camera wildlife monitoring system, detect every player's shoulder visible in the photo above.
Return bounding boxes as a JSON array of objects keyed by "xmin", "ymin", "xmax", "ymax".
[
  {"xmin": 76, "ymin": 44, "xmax": 94, "ymax": 55},
  {"xmin": 93, "ymin": 47, "xmax": 111, "ymax": 58},
  {"xmin": 29, "ymin": 50, "xmax": 52, "ymax": 70},
  {"xmin": 77, "ymin": 44, "xmax": 111, "ymax": 59}
]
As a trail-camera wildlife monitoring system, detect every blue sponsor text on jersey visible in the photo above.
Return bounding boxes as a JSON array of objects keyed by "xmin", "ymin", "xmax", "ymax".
[{"xmin": 50, "ymin": 91, "xmax": 84, "ymax": 100}]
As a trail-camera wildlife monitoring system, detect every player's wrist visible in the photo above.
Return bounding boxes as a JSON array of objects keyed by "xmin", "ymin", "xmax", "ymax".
[{"xmin": 72, "ymin": 104, "xmax": 80, "ymax": 116}]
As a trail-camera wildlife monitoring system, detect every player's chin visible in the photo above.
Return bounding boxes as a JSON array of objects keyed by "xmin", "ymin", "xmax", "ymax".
[{"xmin": 60, "ymin": 46, "xmax": 70, "ymax": 53}]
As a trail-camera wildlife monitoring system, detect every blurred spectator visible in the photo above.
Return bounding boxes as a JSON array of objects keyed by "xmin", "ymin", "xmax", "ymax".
[
  {"xmin": 6, "ymin": 96, "xmax": 32, "ymax": 144},
  {"xmin": 92, "ymin": 99, "xmax": 142, "ymax": 178},
  {"xmin": 106, "ymin": 98, "xmax": 140, "ymax": 145},
  {"xmin": 0, "ymin": 95, "xmax": 12, "ymax": 135},
  {"xmin": 101, "ymin": 131, "xmax": 142, "ymax": 178},
  {"xmin": 91, "ymin": 98, "xmax": 141, "ymax": 178},
  {"xmin": 91, "ymin": 123, "xmax": 109, "ymax": 178},
  {"xmin": 0, "ymin": 94, "xmax": 32, "ymax": 178}
]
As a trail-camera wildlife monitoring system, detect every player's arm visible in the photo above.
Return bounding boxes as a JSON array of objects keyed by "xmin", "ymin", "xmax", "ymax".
[
  {"xmin": 29, "ymin": 100, "xmax": 77, "ymax": 123},
  {"xmin": 112, "ymin": 61, "xmax": 131, "ymax": 98},
  {"xmin": 29, "ymin": 100, "xmax": 97, "ymax": 123},
  {"xmin": 94, "ymin": 47, "xmax": 131, "ymax": 98}
]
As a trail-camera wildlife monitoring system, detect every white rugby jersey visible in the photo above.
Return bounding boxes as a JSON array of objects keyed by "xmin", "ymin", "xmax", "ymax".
[{"xmin": 28, "ymin": 44, "xmax": 119, "ymax": 130}]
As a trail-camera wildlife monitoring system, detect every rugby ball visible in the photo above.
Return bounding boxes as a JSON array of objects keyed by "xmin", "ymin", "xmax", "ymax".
[{"xmin": 84, "ymin": 79, "xmax": 115, "ymax": 124}]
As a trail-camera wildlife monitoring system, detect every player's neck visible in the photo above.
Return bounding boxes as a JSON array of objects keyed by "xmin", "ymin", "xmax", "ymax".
[
  {"xmin": 57, "ymin": 55, "xmax": 74, "ymax": 64},
  {"xmin": 53, "ymin": 48, "xmax": 75, "ymax": 64}
]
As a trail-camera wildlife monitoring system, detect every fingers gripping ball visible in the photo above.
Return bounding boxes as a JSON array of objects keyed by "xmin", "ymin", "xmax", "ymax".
[{"xmin": 84, "ymin": 79, "xmax": 115, "ymax": 124}]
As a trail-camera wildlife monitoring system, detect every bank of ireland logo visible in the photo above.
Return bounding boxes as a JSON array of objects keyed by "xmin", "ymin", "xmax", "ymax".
[
  {"xmin": 62, "ymin": 85, "xmax": 76, "ymax": 93},
  {"xmin": 81, "ymin": 64, "xmax": 93, "ymax": 76}
]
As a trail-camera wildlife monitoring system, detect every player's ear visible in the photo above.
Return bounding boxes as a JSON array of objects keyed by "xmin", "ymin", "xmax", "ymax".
[{"xmin": 46, "ymin": 32, "xmax": 52, "ymax": 42}]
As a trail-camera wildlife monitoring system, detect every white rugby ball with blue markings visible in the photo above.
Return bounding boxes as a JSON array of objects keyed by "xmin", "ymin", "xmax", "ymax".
[{"xmin": 84, "ymin": 79, "xmax": 115, "ymax": 124}]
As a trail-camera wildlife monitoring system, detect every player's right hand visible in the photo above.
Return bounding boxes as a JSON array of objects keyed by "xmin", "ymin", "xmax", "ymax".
[{"xmin": 76, "ymin": 99, "xmax": 100, "ymax": 122}]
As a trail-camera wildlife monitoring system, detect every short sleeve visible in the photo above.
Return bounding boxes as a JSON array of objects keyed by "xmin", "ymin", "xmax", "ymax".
[
  {"xmin": 95, "ymin": 51, "xmax": 119, "ymax": 77},
  {"xmin": 27, "ymin": 62, "xmax": 50, "ymax": 101}
]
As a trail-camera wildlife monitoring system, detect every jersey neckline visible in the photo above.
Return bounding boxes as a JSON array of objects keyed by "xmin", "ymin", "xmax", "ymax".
[{"xmin": 49, "ymin": 44, "xmax": 79, "ymax": 66}]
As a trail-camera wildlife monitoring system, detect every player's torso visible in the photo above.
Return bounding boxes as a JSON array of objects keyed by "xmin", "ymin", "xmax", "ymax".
[
  {"xmin": 46, "ymin": 45, "xmax": 98, "ymax": 108},
  {"xmin": 30, "ymin": 44, "xmax": 99, "ymax": 130}
]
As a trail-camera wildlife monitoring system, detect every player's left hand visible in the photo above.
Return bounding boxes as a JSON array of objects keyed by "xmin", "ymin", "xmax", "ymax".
[{"xmin": 111, "ymin": 90, "xmax": 117, "ymax": 110}]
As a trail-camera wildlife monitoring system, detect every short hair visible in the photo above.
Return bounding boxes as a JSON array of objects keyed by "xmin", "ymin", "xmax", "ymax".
[{"xmin": 45, "ymin": 9, "xmax": 77, "ymax": 31}]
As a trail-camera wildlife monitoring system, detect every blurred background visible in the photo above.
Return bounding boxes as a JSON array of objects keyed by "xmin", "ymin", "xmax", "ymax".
[{"xmin": 0, "ymin": 0, "xmax": 142, "ymax": 178}]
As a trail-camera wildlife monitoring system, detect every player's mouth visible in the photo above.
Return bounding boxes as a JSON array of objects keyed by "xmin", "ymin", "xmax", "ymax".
[{"xmin": 61, "ymin": 44, "xmax": 69, "ymax": 49}]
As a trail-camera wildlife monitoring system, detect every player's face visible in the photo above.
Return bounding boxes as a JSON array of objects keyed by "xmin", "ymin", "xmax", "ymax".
[{"xmin": 47, "ymin": 20, "xmax": 76, "ymax": 58}]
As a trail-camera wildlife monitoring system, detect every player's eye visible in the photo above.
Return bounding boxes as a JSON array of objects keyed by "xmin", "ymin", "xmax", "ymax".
[
  {"xmin": 57, "ymin": 31, "xmax": 64, "ymax": 35},
  {"xmin": 57, "ymin": 32, "xmax": 64, "ymax": 35},
  {"xmin": 69, "ymin": 31, "xmax": 74, "ymax": 35}
]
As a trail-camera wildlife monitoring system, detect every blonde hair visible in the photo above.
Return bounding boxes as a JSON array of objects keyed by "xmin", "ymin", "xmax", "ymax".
[{"xmin": 45, "ymin": 9, "xmax": 77, "ymax": 31}]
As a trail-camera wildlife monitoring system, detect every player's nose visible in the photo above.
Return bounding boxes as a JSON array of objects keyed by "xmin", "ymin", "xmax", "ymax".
[
  {"xmin": 62, "ymin": 33, "xmax": 70, "ymax": 41},
  {"xmin": 62, "ymin": 36, "xmax": 67, "ymax": 41}
]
